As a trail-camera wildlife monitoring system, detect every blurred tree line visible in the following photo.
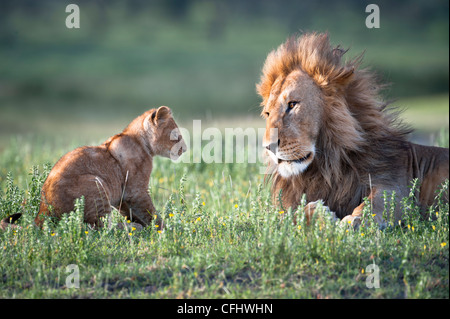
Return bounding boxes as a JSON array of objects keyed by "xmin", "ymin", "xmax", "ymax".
[
  {"xmin": 0, "ymin": 0, "xmax": 448, "ymax": 120},
  {"xmin": 1, "ymin": 0, "xmax": 448, "ymax": 43}
]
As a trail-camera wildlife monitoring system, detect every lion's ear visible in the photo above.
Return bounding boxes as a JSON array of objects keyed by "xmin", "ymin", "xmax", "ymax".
[
  {"xmin": 334, "ymin": 52, "xmax": 364, "ymax": 86},
  {"xmin": 316, "ymin": 65, "xmax": 355, "ymax": 88},
  {"xmin": 331, "ymin": 46, "xmax": 348, "ymax": 63}
]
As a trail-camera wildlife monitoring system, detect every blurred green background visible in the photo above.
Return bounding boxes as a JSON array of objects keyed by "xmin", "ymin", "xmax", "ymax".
[{"xmin": 0, "ymin": 0, "xmax": 448, "ymax": 150}]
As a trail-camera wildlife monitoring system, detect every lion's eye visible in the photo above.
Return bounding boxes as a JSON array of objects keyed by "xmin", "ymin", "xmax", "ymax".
[
  {"xmin": 287, "ymin": 101, "xmax": 299, "ymax": 112},
  {"xmin": 264, "ymin": 111, "xmax": 270, "ymax": 118}
]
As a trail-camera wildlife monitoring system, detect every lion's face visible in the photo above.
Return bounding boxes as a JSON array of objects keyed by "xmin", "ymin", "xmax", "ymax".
[
  {"xmin": 262, "ymin": 70, "xmax": 323, "ymax": 178},
  {"xmin": 145, "ymin": 106, "xmax": 187, "ymax": 160}
]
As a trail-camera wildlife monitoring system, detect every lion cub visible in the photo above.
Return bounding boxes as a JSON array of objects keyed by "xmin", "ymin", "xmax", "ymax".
[{"xmin": 34, "ymin": 106, "xmax": 186, "ymax": 229}]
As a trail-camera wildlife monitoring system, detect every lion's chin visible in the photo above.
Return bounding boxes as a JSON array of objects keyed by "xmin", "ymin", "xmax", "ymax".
[
  {"xmin": 274, "ymin": 149, "xmax": 314, "ymax": 178},
  {"xmin": 277, "ymin": 160, "xmax": 310, "ymax": 178}
]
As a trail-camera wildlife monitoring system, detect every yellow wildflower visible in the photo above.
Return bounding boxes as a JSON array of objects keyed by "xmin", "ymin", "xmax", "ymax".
[
  {"xmin": 361, "ymin": 233, "xmax": 364, "ymax": 237},
  {"xmin": 441, "ymin": 243, "xmax": 447, "ymax": 248},
  {"xmin": 85, "ymin": 231, "xmax": 89, "ymax": 235},
  {"xmin": 131, "ymin": 227, "xmax": 136, "ymax": 231},
  {"xmin": 169, "ymin": 213, "xmax": 174, "ymax": 217},
  {"xmin": 127, "ymin": 220, "xmax": 131, "ymax": 224},
  {"xmin": 279, "ymin": 211, "xmax": 284, "ymax": 214},
  {"xmin": 51, "ymin": 233, "xmax": 56, "ymax": 237},
  {"xmin": 202, "ymin": 202, "xmax": 206, "ymax": 206},
  {"xmin": 128, "ymin": 232, "xmax": 132, "ymax": 236},
  {"xmin": 432, "ymin": 225, "xmax": 436, "ymax": 231},
  {"xmin": 234, "ymin": 204, "xmax": 239, "ymax": 208}
]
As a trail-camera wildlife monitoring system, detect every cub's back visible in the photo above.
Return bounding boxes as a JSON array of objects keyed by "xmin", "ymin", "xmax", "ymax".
[
  {"xmin": 38, "ymin": 145, "xmax": 123, "ymax": 219},
  {"xmin": 45, "ymin": 146, "xmax": 119, "ymax": 183}
]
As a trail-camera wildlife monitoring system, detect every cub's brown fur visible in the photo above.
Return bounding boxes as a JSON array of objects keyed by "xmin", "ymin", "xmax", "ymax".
[
  {"xmin": 257, "ymin": 32, "xmax": 449, "ymax": 226},
  {"xmin": 3, "ymin": 106, "xmax": 186, "ymax": 230}
]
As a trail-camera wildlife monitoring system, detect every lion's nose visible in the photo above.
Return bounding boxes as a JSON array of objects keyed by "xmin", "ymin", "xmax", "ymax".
[{"xmin": 266, "ymin": 139, "xmax": 280, "ymax": 154}]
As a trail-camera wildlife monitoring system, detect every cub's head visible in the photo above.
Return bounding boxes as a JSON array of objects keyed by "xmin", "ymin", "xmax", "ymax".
[{"xmin": 144, "ymin": 106, "xmax": 187, "ymax": 160}]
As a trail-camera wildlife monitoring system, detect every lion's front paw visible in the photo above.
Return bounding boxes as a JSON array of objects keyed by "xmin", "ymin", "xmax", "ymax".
[
  {"xmin": 303, "ymin": 200, "xmax": 338, "ymax": 225},
  {"xmin": 341, "ymin": 215, "xmax": 361, "ymax": 228},
  {"xmin": 117, "ymin": 221, "xmax": 144, "ymax": 232}
]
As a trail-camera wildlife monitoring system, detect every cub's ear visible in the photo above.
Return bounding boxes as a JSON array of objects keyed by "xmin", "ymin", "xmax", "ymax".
[
  {"xmin": 145, "ymin": 106, "xmax": 172, "ymax": 130},
  {"xmin": 153, "ymin": 106, "xmax": 172, "ymax": 124}
]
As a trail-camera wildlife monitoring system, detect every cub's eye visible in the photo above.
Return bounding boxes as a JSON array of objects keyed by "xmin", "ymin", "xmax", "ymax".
[
  {"xmin": 263, "ymin": 111, "xmax": 270, "ymax": 118},
  {"xmin": 287, "ymin": 101, "xmax": 299, "ymax": 112}
]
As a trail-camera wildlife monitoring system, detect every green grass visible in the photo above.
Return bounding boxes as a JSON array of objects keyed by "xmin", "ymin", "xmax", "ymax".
[{"xmin": 0, "ymin": 134, "xmax": 448, "ymax": 298}]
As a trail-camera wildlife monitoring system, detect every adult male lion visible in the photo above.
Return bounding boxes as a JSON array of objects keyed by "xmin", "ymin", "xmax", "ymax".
[{"xmin": 257, "ymin": 33, "xmax": 449, "ymax": 226}]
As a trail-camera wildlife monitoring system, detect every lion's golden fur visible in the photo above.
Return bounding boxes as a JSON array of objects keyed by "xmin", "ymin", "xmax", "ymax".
[{"xmin": 257, "ymin": 33, "xmax": 448, "ymax": 221}]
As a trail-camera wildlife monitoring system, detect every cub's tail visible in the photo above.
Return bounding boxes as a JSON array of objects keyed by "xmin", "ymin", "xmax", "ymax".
[{"xmin": 0, "ymin": 213, "xmax": 22, "ymax": 230}]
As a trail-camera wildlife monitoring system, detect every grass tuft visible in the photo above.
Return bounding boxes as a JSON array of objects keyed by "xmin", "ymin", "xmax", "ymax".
[{"xmin": 0, "ymin": 139, "xmax": 448, "ymax": 298}]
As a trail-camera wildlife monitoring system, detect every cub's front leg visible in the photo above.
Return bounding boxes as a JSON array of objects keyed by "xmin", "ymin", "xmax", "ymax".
[{"xmin": 122, "ymin": 191, "xmax": 163, "ymax": 229}]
